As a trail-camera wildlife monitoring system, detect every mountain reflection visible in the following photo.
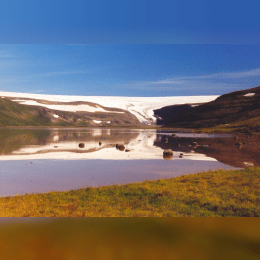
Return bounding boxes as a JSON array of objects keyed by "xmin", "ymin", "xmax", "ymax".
[{"xmin": 0, "ymin": 128, "xmax": 218, "ymax": 161}]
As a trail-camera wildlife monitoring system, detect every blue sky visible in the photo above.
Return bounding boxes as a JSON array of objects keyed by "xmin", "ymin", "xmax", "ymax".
[
  {"xmin": 0, "ymin": 0, "xmax": 260, "ymax": 44},
  {"xmin": 0, "ymin": 1, "xmax": 260, "ymax": 96},
  {"xmin": 0, "ymin": 44, "xmax": 260, "ymax": 97}
]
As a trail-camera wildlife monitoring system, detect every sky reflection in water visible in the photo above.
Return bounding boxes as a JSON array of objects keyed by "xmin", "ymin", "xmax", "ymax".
[{"xmin": 0, "ymin": 128, "xmax": 242, "ymax": 196}]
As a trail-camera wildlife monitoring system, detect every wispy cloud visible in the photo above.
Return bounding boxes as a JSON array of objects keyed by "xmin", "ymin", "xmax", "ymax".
[
  {"xmin": 122, "ymin": 68, "xmax": 260, "ymax": 92},
  {"xmin": 149, "ymin": 68, "xmax": 260, "ymax": 85}
]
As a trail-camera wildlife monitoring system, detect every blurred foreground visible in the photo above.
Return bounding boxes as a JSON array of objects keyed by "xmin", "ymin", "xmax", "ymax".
[{"xmin": 0, "ymin": 218, "xmax": 260, "ymax": 259}]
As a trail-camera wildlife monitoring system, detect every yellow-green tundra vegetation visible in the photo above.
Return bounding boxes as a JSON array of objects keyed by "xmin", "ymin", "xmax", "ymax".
[{"xmin": 1, "ymin": 167, "xmax": 259, "ymax": 217}]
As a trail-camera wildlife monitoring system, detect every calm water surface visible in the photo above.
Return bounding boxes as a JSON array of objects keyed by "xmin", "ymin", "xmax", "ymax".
[{"xmin": 0, "ymin": 128, "xmax": 258, "ymax": 197}]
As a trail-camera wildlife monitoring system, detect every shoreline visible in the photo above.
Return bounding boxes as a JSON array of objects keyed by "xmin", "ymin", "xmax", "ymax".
[{"xmin": 1, "ymin": 167, "xmax": 259, "ymax": 217}]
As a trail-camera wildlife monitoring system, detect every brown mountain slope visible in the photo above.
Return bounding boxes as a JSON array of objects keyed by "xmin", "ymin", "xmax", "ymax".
[
  {"xmin": 0, "ymin": 97, "xmax": 141, "ymax": 127},
  {"xmin": 166, "ymin": 86, "xmax": 260, "ymax": 132}
]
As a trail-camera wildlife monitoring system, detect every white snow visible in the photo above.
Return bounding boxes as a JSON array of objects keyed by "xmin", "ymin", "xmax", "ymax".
[
  {"xmin": 0, "ymin": 91, "xmax": 219, "ymax": 124},
  {"xmin": 243, "ymin": 162, "xmax": 254, "ymax": 166},
  {"xmin": 11, "ymin": 99, "xmax": 124, "ymax": 113},
  {"xmin": 53, "ymin": 114, "xmax": 59, "ymax": 118},
  {"xmin": 53, "ymin": 135, "xmax": 59, "ymax": 142},
  {"xmin": 244, "ymin": 93, "xmax": 255, "ymax": 97},
  {"xmin": 93, "ymin": 120, "xmax": 102, "ymax": 124}
]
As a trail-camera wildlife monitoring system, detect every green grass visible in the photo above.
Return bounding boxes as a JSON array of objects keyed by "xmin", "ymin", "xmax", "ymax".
[
  {"xmin": 1, "ymin": 167, "xmax": 259, "ymax": 217},
  {"xmin": 186, "ymin": 117, "xmax": 260, "ymax": 135}
]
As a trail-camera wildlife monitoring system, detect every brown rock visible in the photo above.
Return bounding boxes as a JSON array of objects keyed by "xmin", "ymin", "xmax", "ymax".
[
  {"xmin": 79, "ymin": 143, "xmax": 85, "ymax": 148},
  {"xmin": 116, "ymin": 144, "xmax": 125, "ymax": 151},
  {"xmin": 163, "ymin": 153, "xmax": 173, "ymax": 160},
  {"xmin": 163, "ymin": 149, "xmax": 173, "ymax": 155}
]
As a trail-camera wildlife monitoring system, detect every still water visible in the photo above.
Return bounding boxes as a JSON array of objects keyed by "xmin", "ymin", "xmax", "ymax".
[{"xmin": 0, "ymin": 128, "xmax": 258, "ymax": 197}]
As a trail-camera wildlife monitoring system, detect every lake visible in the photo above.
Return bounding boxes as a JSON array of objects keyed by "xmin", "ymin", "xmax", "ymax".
[{"xmin": 0, "ymin": 128, "xmax": 258, "ymax": 197}]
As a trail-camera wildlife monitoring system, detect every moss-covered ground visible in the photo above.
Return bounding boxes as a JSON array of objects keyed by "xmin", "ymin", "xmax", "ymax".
[{"xmin": 1, "ymin": 167, "xmax": 259, "ymax": 217}]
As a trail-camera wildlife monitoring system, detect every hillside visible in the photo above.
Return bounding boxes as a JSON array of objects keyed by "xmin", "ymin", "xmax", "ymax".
[
  {"xmin": 0, "ymin": 97, "xmax": 141, "ymax": 127},
  {"xmin": 0, "ymin": 91, "xmax": 218, "ymax": 125},
  {"xmin": 165, "ymin": 86, "xmax": 260, "ymax": 133}
]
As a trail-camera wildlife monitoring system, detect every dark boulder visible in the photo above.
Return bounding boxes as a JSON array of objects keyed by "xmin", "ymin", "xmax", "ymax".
[
  {"xmin": 163, "ymin": 149, "xmax": 173, "ymax": 155},
  {"xmin": 99, "ymin": 142, "xmax": 102, "ymax": 146},
  {"xmin": 163, "ymin": 149, "xmax": 173, "ymax": 160},
  {"xmin": 79, "ymin": 143, "xmax": 85, "ymax": 148},
  {"xmin": 116, "ymin": 144, "xmax": 125, "ymax": 151},
  {"xmin": 163, "ymin": 154, "xmax": 173, "ymax": 160}
]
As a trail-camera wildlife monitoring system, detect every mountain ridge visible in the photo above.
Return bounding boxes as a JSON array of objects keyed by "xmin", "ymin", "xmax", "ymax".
[
  {"xmin": 0, "ymin": 97, "xmax": 141, "ymax": 127},
  {"xmin": 165, "ymin": 86, "xmax": 260, "ymax": 133},
  {"xmin": 0, "ymin": 92, "xmax": 218, "ymax": 126}
]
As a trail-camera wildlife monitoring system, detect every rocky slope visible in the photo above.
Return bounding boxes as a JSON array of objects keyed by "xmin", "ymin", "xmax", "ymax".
[
  {"xmin": 0, "ymin": 97, "xmax": 141, "ymax": 127},
  {"xmin": 165, "ymin": 86, "xmax": 260, "ymax": 132}
]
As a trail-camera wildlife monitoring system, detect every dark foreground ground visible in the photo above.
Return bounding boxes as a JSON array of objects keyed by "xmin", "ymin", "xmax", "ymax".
[{"xmin": 1, "ymin": 218, "xmax": 260, "ymax": 260}]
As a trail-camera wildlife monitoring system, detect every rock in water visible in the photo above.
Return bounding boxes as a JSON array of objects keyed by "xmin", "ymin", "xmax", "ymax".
[
  {"xmin": 163, "ymin": 149, "xmax": 173, "ymax": 160},
  {"xmin": 79, "ymin": 143, "xmax": 85, "ymax": 148},
  {"xmin": 163, "ymin": 149, "xmax": 173, "ymax": 155},
  {"xmin": 116, "ymin": 144, "xmax": 125, "ymax": 151},
  {"xmin": 163, "ymin": 154, "xmax": 173, "ymax": 160}
]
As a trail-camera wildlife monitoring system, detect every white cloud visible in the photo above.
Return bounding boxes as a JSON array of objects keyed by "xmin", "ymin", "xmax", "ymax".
[
  {"xmin": 121, "ymin": 68, "xmax": 260, "ymax": 91},
  {"xmin": 152, "ymin": 68, "xmax": 260, "ymax": 84}
]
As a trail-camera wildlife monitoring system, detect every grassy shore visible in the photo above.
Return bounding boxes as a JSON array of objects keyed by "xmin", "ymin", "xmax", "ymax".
[
  {"xmin": 1, "ymin": 167, "xmax": 259, "ymax": 217},
  {"xmin": 171, "ymin": 117, "xmax": 260, "ymax": 136}
]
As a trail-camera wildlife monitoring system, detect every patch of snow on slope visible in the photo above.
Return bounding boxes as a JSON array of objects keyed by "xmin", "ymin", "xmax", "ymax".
[
  {"xmin": 53, "ymin": 135, "xmax": 59, "ymax": 142},
  {"xmin": 93, "ymin": 120, "xmax": 102, "ymax": 124},
  {"xmin": 11, "ymin": 99, "xmax": 124, "ymax": 113},
  {"xmin": 0, "ymin": 92, "xmax": 219, "ymax": 124},
  {"xmin": 244, "ymin": 93, "xmax": 255, "ymax": 97},
  {"xmin": 53, "ymin": 114, "xmax": 59, "ymax": 118}
]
